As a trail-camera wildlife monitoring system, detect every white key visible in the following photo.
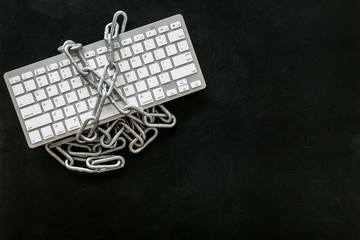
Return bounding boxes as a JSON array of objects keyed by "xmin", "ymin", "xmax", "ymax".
[
  {"xmin": 144, "ymin": 39, "xmax": 156, "ymax": 51},
  {"xmin": 12, "ymin": 84, "xmax": 24, "ymax": 96},
  {"xmin": 46, "ymin": 85, "xmax": 59, "ymax": 97},
  {"xmin": 190, "ymin": 80, "xmax": 202, "ymax": 88},
  {"xmin": 115, "ymin": 75, "xmax": 126, "ymax": 87},
  {"xmin": 168, "ymin": 29, "xmax": 185, "ymax": 43},
  {"xmin": 16, "ymin": 93, "xmax": 35, "ymax": 108},
  {"xmin": 166, "ymin": 44, "xmax": 177, "ymax": 56},
  {"xmin": 89, "ymin": 86, "xmax": 98, "ymax": 95},
  {"xmin": 75, "ymin": 101, "xmax": 88, "ymax": 113},
  {"xmin": 121, "ymin": 38, "xmax": 132, "ymax": 46},
  {"xmin": 60, "ymin": 67, "xmax": 72, "ymax": 79},
  {"xmin": 137, "ymin": 67, "xmax": 149, "ymax": 79},
  {"xmin": 96, "ymin": 55, "xmax": 109, "ymax": 67},
  {"xmin": 53, "ymin": 122, "xmax": 66, "ymax": 136},
  {"xmin": 34, "ymin": 89, "xmax": 47, "ymax": 101},
  {"xmin": 36, "ymin": 75, "xmax": 49, "ymax": 87},
  {"xmin": 132, "ymin": 43, "xmax": 144, "ymax": 55},
  {"xmin": 147, "ymin": 77, "xmax": 159, "ymax": 88},
  {"xmin": 59, "ymin": 59, "xmax": 71, "ymax": 67},
  {"xmin": 170, "ymin": 21, "xmax": 181, "ymax": 29},
  {"xmin": 158, "ymin": 25, "xmax": 169, "ymax": 33},
  {"xmin": 118, "ymin": 60, "xmax": 130, "ymax": 72},
  {"xmin": 176, "ymin": 79, "xmax": 188, "ymax": 87},
  {"xmin": 65, "ymin": 92, "xmax": 78, "ymax": 104},
  {"xmin": 41, "ymin": 99, "xmax": 54, "ymax": 112},
  {"xmin": 96, "ymin": 46, "xmax": 107, "ymax": 55},
  {"xmin": 166, "ymin": 88, "xmax": 177, "ymax": 97},
  {"xmin": 20, "ymin": 103, "xmax": 42, "ymax": 119},
  {"xmin": 46, "ymin": 63, "xmax": 58, "ymax": 72},
  {"xmin": 135, "ymin": 80, "xmax": 147, "ymax": 93},
  {"xmin": 123, "ymin": 84, "xmax": 135, "ymax": 97},
  {"xmin": 65, "ymin": 116, "xmax": 81, "ymax": 131},
  {"xmin": 146, "ymin": 29, "xmax": 157, "ymax": 38},
  {"xmin": 160, "ymin": 59, "xmax": 173, "ymax": 71},
  {"xmin": 87, "ymin": 59, "xmax": 97, "ymax": 69},
  {"xmin": 158, "ymin": 72, "xmax": 171, "ymax": 84},
  {"xmin": 130, "ymin": 56, "xmax": 142, "ymax": 68},
  {"xmin": 72, "ymin": 65, "xmax": 79, "ymax": 75},
  {"xmin": 134, "ymin": 33, "xmax": 145, "ymax": 42},
  {"xmin": 84, "ymin": 50, "xmax": 95, "ymax": 58},
  {"xmin": 80, "ymin": 111, "xmax": 92, "ymax": 123},
  {"xmin": 21, "ymin": 71, "xmax": 33, "ymax": 80},
  {"xmin": 113, "ymin": 42, "xmax": 120, "ymax": 49},
  {"xmin": 98, "ymin": 104, "xmax": 118, "ymax": 120},
  {"xmin": 170, "ymin": 63, "xmax": 197, "ymax": 80},
  {"xmin": 127, "ymin": 96, "xmax": 139, "ymax": 107},
  {"xmin": 25, "ymin": 113, "xmax": 51, "ymax": 130},
  {"xmin": 138, "ymin": 91, "xmax": 153, "ymax": 106},
  {"xmin": 179, "ymin": 84, "xmax": 190, "ymax": 93},
  {"xmin": 77, "ymin": 87, "xmax": 90, "ymax": 99},
  {"xmin": 29, "ymin": 130, "xmax": 42, "ymax": 144},
  {"xmin": 40, "ymin": 126, "xmax": 54, "ymax": 140},
  {"xmin": 70, "ymin": 76, "xmax": 83, "ymax": 89},
  {"xmin": 58, "ymin": 80, "xmax": 71, "ymax": 93},
  {"xmin": 120, "ymin": 47, "xmax": 132, "ymax": 59},
  {"xmin": 87, "ymin": 97, "xmax": 97, "ymax": 109},
  {"xmin": 172, "ymin": 52, "xmax": 193, "ymax": 67},
  {"xmin": 52, "ymin": 109, "xmax": 64, "ymax": 121},
  {"xmin": 48, "ymin": 71, "xmax": 61, "ymax": 83},
  {"xmin": 125, "ymin": 71, "xmax": 137, "ymax": 83},
  {"xmin": 24, "ymin": 79, "xmax": 36, "ymax": 92},
  {"xmin": 9, "ymin": 76, "xmax": 20, "ymax": 84},
  {"xmin": 53, "ymin": 95, "xmax": 66, "ymax": 108},
  {"xmin": 142, "ymin": 52, "xmax": 154, "ymax": 64},
  {"xmin": 114, "ymin": 51, "xmax": 120, "ymax": 61},
  {"xmin": 34, "ymin": 67, "xmax": 46, "ymax": 76},
  {"xmin": 154, "ymin": 48, "xmax": 166, "ymax": 60},
  {"xmin": 153, "ymin": 87, "xmax": 165, "ymax": 101},
  {"xmin": 64, "ymin": 105, "xmax": 76, "ymax": 117},
  {"xmin": 155, "ymin": 35, "xmax": 167, "ymax": 47},
  {"xmin": 149, "ymin": 63, "xmax": 161, "ymax": 75}
]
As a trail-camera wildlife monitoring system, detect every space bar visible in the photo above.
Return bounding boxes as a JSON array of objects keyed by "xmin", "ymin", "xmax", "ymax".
[{"xmin": 170, "ymin": 63, "xmax": 197, "ymax": 80}]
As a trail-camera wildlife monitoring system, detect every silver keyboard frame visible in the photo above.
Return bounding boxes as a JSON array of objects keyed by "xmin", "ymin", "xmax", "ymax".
[{"xmin": 3, "ymin": 14, "xmax": 206, "ymax": 148}]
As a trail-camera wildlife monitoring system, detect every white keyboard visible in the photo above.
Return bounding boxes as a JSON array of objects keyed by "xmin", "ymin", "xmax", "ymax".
[{"xmin": 3, "ymin": 14, "xmax": 206, "ymax": 148}]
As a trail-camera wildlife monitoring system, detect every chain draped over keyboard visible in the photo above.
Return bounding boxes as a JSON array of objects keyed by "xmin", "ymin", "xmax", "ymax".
[{"xmin": 45, "ymin": 11, "xmax": 176, "ymax": 173}]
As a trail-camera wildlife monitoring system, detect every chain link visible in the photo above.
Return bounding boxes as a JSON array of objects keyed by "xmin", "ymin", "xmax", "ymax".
[{"xmin": 45, "ymin": 11, "xmax": 176, "ymax": 173}]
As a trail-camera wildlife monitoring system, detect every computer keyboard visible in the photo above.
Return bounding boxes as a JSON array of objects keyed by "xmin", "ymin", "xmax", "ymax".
[{"xmin": 3, "ymin": 14, "xmax": 206, "ymax": 148}]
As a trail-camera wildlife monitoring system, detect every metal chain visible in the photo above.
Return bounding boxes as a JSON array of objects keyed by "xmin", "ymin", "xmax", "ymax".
[{"xmin": 45, "ymin": 11, "xmax": 176, "ymax": 173}]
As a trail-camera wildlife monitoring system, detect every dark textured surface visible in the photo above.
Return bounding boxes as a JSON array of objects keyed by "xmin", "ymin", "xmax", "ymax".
[{"xmin": 1, "ymin": 0, "xmax": 360, "ymax": 239}]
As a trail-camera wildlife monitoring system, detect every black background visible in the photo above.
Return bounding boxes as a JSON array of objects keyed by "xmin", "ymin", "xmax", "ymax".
[{"xmin": 1, "ymin": 0, "xmax": 360, "ymax": 239}]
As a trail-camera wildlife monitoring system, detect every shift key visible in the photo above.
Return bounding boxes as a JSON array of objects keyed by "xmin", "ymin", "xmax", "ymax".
[
  {"xmin": 170, "ymin": 63, "xmax": 197, "ymax": 80},
  {"xmin": 25, "ymin": 113, "xmax": 52, "ymax": 130}
]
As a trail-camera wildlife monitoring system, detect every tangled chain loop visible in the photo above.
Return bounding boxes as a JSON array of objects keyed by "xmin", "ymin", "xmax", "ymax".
[{"xmin": 45, "ymin": 11, "xmax": 176, "ymax": 173}]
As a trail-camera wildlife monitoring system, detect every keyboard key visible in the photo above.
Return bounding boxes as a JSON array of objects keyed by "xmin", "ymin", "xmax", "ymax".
[
  {"xmin": 12, "ymin": 84, "xmax": 24, "ymax": 96},
  {"xmin": 64, "ymin": 105, "xmax": 76, "ymax": 117},
  {"xmin": 127, "ymin": 96, "xmax": 139, "ymax": 107},
  {"xmin": 24, "ymin": 79, "xmax": 36, "ymax": 92},
  {"xmin": 153, "ymin": 87, "xmax": 165, "ymax": 101},
  {"xmin": 114, "ymin": 51, "xmax": 120, "ymax": 61},
  {"xmin": 87, "ymin": 97, "xmax": 97, "ymax": 109},
  {"xmin": 130, "ymin": 56, "xmax": 142, "ymax": 68},
  {"xmin": 36, "ymin": 75, "xmax": 49, "ymax": 88},
  {"xmin": 34, "ymin": 89, "xmax": 47, "ymax": 101},
  {"xmin": 179, "ymin": 84, "xmax": 190, "ymax": 93},
  {"xmin": 46, "ymin": 85, "xmax": 59, "ymax": 97},
  {"xmin": 84, "ymin": 50, "xmax": 95, "ymax": 58},
  {"xmin": 168, "ymin": 29, "xmax": 185, "ymax": 43},
  {"xmin": 9, "ymin": 76, "xmax": 20, "ymax": 85},
  {"xmin": 40, "ymin": 126, "xmax": 54, "ymax": 140},
  {"xmin": 75, "ymin": 101, "xmax": 88, "ymax": 113},
  {"xmin": 53, "ymin": 122, "xmax": 66, "ymax": 136},
  {"xmin": 166, "ymin": 88, "xmax": 178, "ymax": 97},
  {"xmin": 34, "ymin": 67, "xmax": 46, "ymax": 76},
  {"xmin": 137, "ymin": 67, "xmax": 149, "ymax": 79},
  {"xmin": 170, "ymin": 21, "xmax": 181, "ymax": 29},
  {"xmin": 134, "ymin": 33, "xmax": 145, "ymax": 42},
  {"xmin": 121, "ymin": 38, "xmax": 132, "ymax": 46},
  {"xmin": 120, "ymin": 47, "xmax": 132, "ymax": 59},
  {"xmin": 176, "ymin": 79, "xmax": 188, "ymax": 87},
  {"xmin": 29, "ymin": 130, "xmax": 42, "ymax": 144},
  {"xmin": 41, "ymin": 99, "xmax": 54, "ymax": 112},
  {"xmin": 65, "ymin": 116, "xmax": 81, "ymax": 131},
  {"xmin": 142, "ymin": 52, "xmax": 154, "ymax": 64},
  {"xmin": 22, "ymin": 71, "xmax": 33, "ymax": 80},
  {"xmin": 172, "ymin": 52, "xmax": 193, "ymax": 67},
  {"xmin": 165, "ymin": 44, "xmax": 177, "ymax": 56},
  {"xmin": 160, "ymin": 59, "xmax": 173, "ymax": 71},
  {"xmin": 155, "ymin": 35, "xmax": 167, "ymax": 47},
  {"xmin": 25, "ymin": 113, "xmax": 51, "ymax": 130},
  {"xmin": 125, "ymin": 71, "xmax": 137, "ymax": 83},
  {"xmin": 123, "ymin": 84, "xmax": 135, "ymax": 97},
  {"xmin": 70, "ymin": 77, "xmax": 83, "ymax": 89},
  {"xmin": 149, "ymin": 63, "xmax": 161, "ymax": 75},
  {"xmin": 132, "ymin": 43, "xmax": 144, "ymax": 55},
  {"xmin": 170, "ymin": 63, "xmax": 197, "ymax": 80},
  {"xmin": 20, "ymin": 103, "xmax": 42, "ymax": 119},
  {"xmin": 115, "ymin": 75, "xmax": 126, "ymax": 87},
  {"xmin": 52, "ymin": 109, "xmax": 64, "ymax": 121},
  {"xmin": 65, "ymin": 92, "xmax": 78, "ymax": 104},
  {"xmin": 154, "ymin": 48, "xmax": 166, "ymax": 60},
  {"xmin": 158, "ymin": 25, "xmax": 169, "ymax": 33},
  {"xmin": 135, "ymin": 80, "xmax": 147, "ymax": 93},
  {"xmin": 147, "ymin": 76, "xmax": 159, "ymax": 88},
  {"xmin": 144, "ymin": 39, "xmax": 156, "ymax": 51},
  {"xmin": 87, "ymin": 59, "xmax": 97, "ymax": 69},
  {"xmin": 158, "ymin": 72, "xmax": 171, "ymax": 84},
  {"xmin": 46, "ymin": 63, "xmax": 58, "ymax": 72},
  {"xmin": 146, "ymin": 29, "xmax": 157, "ymax": 38},
  {"xmin": 58, "ymin": 80, "xmax": 71, "ymax": 93},
  {"xmin": 53, "ymin": 95, "xmax": 66, "ymax": 108},
  {"xmin": 96, "ymin": 55, "xmax": 109, "ymax": 67},
  {"xmin": 113, "ymin": 42, "xmax": 120, "ymax": 49},
  {"xmin": 96, "ymin": 46, "xmax": 107, "ymax": 55},
  {"xmin": 16, "ymin": 93, "xmax": 35, "ymax": 108},
  {"xmin": 59, "ymin": 59, "xmax": 71, "ymax": 67},
  {"xmin": 190, "ymin": 80, "xmax": 202, "ymax": 88},
  {"xmin": 138, "ymin": 91, "xmax": 153, "ymax": 106},
  {"xmin": 48, "ymin": 71, "xmax": 61, "ymax": 83},
  {"xmin": 80, "ymin": 111, "xmax": 92, "ymax": 123},
  {"xmin": 60, "ymin": 67, "xmax": 72, "ymax": 80},
  {"xmin": 77, "ymin": 87, "xmax": 90, "ymax": 99},
  {"xmin": 118, "ymin": 60, "xmax": 130, "ymax": 72}
]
